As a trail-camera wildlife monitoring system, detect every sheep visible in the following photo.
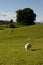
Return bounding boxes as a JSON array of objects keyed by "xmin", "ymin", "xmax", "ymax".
[
  {"xmin": 10, "ymin": 29, "xmax": 14, "ymax": 34},
  {"xmin": 25, "ymin": 43, "xmax": 31, "ymax": 51}
]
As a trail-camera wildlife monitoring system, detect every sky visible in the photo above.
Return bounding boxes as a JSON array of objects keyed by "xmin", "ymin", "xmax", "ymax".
[{"xmin": 0, "ymin": 0, "xmax": 43, "ymax": 22}]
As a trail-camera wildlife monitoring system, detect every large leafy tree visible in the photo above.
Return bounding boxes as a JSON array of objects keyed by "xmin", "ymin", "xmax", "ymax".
[{"xmin": 16, "ymin": 8, "xmax": 36, "ymax": 25}]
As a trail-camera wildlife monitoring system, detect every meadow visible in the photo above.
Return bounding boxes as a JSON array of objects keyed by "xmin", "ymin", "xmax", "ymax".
[{"xmin": 0, "ymin": 24, "xmax": 43, "ymax": 65}]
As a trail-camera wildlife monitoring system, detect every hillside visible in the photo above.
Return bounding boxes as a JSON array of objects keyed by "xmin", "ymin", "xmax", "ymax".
[{"xmin": 0, "ymin": 24, "xmax": 43, "ymax": 65}]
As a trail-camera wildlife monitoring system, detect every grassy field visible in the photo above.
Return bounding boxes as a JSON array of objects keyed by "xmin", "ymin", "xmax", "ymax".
[{"xmin": 0, "ymin": 24, "xmax": 43, "ymax": 65}]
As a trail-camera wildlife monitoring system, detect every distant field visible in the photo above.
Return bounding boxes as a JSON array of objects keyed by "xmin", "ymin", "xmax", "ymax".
[
  {"xmin": 0, "ymin": 24, "xmax": 43, "ymax": 65},
  {"xmin": 0, "ymin": 22, "xmax": 25, "ymax": 28}
]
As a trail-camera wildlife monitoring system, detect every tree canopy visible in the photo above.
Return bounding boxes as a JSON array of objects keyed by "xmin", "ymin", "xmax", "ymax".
[
  {"xmin": 16, "ymin": 8, "xmax": 36, "ymax": 25},
  {"xmin": 9, "ymin": 19, "xmax": 15, "ymax": 28}
]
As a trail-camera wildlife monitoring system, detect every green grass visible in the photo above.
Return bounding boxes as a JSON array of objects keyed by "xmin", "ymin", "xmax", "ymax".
[
  {"xmin": 14, "ymin": 22, "xmax": 26, "ymax": 27},
  {"xmin": 0, "ymin": 24, "xmax": 43, "ymax": 65}
]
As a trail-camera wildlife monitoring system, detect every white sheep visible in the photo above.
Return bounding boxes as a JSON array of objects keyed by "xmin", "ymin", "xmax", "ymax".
[{"xmin": 25, "ymin": 43, "xmax": 31, "ymax": 51}]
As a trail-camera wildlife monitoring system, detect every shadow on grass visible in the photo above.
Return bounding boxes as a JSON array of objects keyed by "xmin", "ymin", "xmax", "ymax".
[{"xmin": 31, "ymin": 48, "xmax": 42, "ymax": 51}]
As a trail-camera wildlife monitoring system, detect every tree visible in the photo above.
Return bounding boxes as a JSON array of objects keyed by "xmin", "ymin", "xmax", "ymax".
[
  {"xmin": 16, "ymin": 8, "xmax": 36, "ymax": 25},
  {"xmin": 9, "ymin": 19, "xmax": 15, "ymax": 28}
]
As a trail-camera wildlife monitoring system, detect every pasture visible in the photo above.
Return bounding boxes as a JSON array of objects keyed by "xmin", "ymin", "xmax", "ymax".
[{"xmin": 0, "ymin": 24, "xmax": 43, "ymax": 65}]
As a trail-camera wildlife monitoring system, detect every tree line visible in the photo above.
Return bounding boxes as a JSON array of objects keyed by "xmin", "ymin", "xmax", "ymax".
[{"xmin": 1, "ymin": 8, "xmax": 36, "ymax": 28}]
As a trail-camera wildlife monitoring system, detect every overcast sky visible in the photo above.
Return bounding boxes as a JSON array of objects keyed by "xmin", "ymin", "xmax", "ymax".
[{"xmin": 0, "ymin": 0, "xmax": 43, "ymax": 22}]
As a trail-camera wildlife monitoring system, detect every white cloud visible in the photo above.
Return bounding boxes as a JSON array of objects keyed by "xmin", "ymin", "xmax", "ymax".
[{"xmin": 0, "ymin": 12, "xmax": 16, "ymax": 22}]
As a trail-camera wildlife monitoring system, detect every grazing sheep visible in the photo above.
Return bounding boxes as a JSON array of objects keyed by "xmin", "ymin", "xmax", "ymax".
[
  {"xmin": 10, "ymin": 29, "xmax": 14, "ymax": 34},
  {"xmin": 25, "ymin": 43, "xmax": 31, "ymax": 51},
  {"xmin": 28, "ymin": 38, "xmax": 31, "ymax": 41}
]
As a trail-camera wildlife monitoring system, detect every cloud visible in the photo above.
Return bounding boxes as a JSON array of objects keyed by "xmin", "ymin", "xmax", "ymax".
[{"xmin": 0, "ymin": 12, "xmax": 16, "ymax": 22}]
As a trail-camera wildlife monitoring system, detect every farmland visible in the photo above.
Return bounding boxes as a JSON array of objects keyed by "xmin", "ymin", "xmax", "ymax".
[{"xmin": 0, "ymin": 24, "xmax": 43, "ymax": 65}]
